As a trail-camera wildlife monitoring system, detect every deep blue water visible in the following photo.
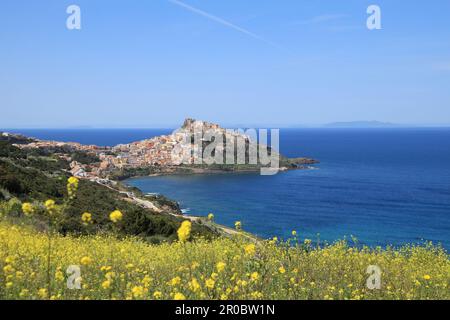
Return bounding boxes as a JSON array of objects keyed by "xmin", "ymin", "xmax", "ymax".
[
  {"xmin": 5, "ymin": 128, "xmax": 450, "ymax": 248},
  {"xmin": 4, "ymin": 129, "xmax": 173, "ymax": 147}
]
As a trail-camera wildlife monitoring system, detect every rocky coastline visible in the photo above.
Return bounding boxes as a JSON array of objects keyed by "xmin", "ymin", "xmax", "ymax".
[{"xmin": 3, "ymin": 119, "xmax": 319, "ymax": 182}]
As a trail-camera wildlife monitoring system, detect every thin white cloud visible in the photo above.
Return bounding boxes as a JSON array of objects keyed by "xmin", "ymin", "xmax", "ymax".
[
  {"xmin": 292, "ymin": 14, "xmax": 349, "ymax": 26},
  {"xmin": 168, "ymin": 0, "xmax": 287, "ymax": 51}
]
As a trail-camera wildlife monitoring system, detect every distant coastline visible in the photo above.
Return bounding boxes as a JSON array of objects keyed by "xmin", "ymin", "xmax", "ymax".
[
  {"xmin": 324, "ymin": 121, "xmax": 399, "ymax": 128},
  {"xmin": 1, "ymin": 118, "xmax": 319, "ymax": 182}
]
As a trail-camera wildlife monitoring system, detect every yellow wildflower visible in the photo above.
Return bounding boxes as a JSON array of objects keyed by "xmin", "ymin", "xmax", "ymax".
[
  {"xmin": 38, "ymin": 288, "xmax": 48, "ymax": 299},
  {"xmin": 216, "ymin": 261, "xmax": 226, "ymax": 273},
  {"xmin": 189, "ymin": 278, "xmax": 201, "ymax": 292},
  {"xmin": 101, "ymin": 280, "xmax": 111, "ymax": 289},
  {"xmin": 142, "ymin": 275, "xmax": 151, "ymax": 287},
  {"xmin": 19, "ymin": 289, "xmax": 29, "ymax": 298},
  {"xmin": 279, "ymin": 266, "xmax": 286, "ymax": 274},
  {"xmin": 169, "ymin": 276, "xmax": 181, "ymax": 286},
  {"xmin": 174, "ymin": 292, "xmax": 186, "ymax": 300},
  {"xmin": 205, "ymin": 278, "xmax": 215, "ymax": 289},
  {"xmin": 250, "ymin": 272, "xmax": 259, "ymax": 281},
  {"xmin": 22, "ymin": 203, "xmax": 34, "ymax": 216},
  {"xmin": 244, "ymin": 244, "xmax": 256, "ymax": 256},
  {"xmin": 131, "ymin": 286, "xmax": 145, "ymax": 299},
  {"xmin": 44, "ymin": 199, "xmax": 57, "ymax": 214},
  {"xmin": 105, "ymin": 271, "xmax": 115, "ymax": 280},
  {"xmin": 239, "ymin": 280, "xmax": 248, "ymax": 287},
  {"xmin": 67, "ymin": 177, "xmax": 79, "ymax": 199},
  {"xmin": 251, "ymin": 291, "xmax": 263, "ymax": 299},
  {"xmin": 3, "ymin": 265, "xmax": 14, "ymax": 274},
  {"xmin": 4, "ymin": 256, "xmax": 14, "ymax": 264},
  {"xmin": 208, "ymin": 213, "xmax": 214, "ymax": 221},
  {"xmin": 55, "ymin": 270, "xmax": 64, "ymax": 282},
  {"xmin": 109, "ymin": 210, "xmax": 123, "ymax": 223},
  {"xmin": 80, "ymin": 256, "xmax": 92, "ymax": 265},
  {"xmin": 153, "ymin": 291, "xmax": 162, "ymax": 299},
  {"xmin": 68, "ymin": 176, "xmax": 79, "ymax": 185},
  {"xmin": 81, "ymin": 212, "xmax": 92, "ymax": 224},
  {"xmin": 177, "ymin": 220, "xmax": 191, "ymax": 243},
  {"xmin": 235, "ymin": 221, "xmax": 242, "ymax": 230},
  {"xmin": 423, "ymin": 275, "xmax": 431, "ymax": 280}
]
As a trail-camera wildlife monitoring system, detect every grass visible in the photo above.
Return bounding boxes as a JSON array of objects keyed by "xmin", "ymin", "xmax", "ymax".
[{"xmin": 0, "ymin": 219, "xmax": 448, "ymax": 300}]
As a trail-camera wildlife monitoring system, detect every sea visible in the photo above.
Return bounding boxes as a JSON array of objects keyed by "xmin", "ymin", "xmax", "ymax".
[{"xmin": 5, "ymin": 128, "xmax": 450, "ymax": 249}]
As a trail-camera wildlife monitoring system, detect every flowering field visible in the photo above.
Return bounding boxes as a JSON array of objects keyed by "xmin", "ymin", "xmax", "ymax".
[
  {"xmin": 0, "ymin": 177, "xmax": 449, "ymax": 300},
  {"xmin": 1, "ymin": 219, "xmax": 449, "ymax": 300}
]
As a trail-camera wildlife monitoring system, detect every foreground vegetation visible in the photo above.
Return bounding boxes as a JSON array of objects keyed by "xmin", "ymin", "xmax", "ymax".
[
  {"xmin": 0, "ymin": 217, "xmax": 448, "ymax": 300},
  {"xmin": 0, "ymin": 139, "xmax": 215, "ymax": 242}
]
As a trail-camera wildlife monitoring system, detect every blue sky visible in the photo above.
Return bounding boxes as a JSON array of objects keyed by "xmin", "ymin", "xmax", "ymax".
[{"xmin": 1, "ymin": 0, "xmax": 450, "ymax": 128}]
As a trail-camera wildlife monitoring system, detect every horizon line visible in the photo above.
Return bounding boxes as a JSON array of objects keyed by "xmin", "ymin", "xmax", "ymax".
[{"xmin": 2, "ymin": 124, "xmax": 450, "ymax": 130}]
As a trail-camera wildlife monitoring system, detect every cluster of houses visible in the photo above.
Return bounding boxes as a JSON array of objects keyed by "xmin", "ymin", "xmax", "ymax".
[
  {"xmin": 110, "ymin": 133, "xmax": 185, "ymax": 168},
  {"xmin": 10, "ymin": 119, "xmax": 253, "ymax": 180},
  {"xmin": 104, "ymin": 118, "xmax": 243, "ymax": 169}
]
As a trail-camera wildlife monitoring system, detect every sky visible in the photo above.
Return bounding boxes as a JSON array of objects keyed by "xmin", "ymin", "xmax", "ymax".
[{"xmin": 1, "ymin": 0, "xmax": 450, "ymax": 128}]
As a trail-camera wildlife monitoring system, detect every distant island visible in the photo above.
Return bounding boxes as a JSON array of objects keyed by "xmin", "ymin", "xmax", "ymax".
[{"xmin": 324, "ymin": 121, "xmax": 399, "ymax": 128}]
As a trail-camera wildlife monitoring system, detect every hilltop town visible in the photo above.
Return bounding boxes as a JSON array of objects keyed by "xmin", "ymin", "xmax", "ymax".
[{"xmin": 4, "ymin": 119, "xmax": 317, "ymax": 182}]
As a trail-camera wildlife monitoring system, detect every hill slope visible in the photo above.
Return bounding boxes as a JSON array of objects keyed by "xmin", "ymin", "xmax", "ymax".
[{"xmin": 0, "ymin": 140, "xmax": 215, "ymax": 242}]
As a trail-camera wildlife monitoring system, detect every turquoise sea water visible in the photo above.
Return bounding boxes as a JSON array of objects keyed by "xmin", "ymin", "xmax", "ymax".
[{"xmin": 7, "ymin": 128, "xmax": 450, "ymax": 248}]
